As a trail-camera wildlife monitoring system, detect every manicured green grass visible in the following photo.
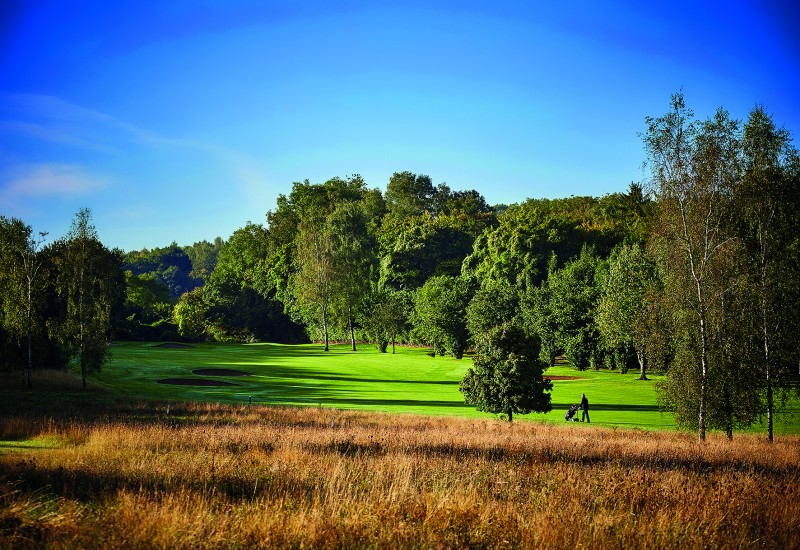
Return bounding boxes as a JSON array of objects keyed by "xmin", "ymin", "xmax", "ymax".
[
  {"xmin": 93, "ymin": 341, "xmax": 798, "ymax": 433},
  {"xmin": 99, "ymin": 341, "xmax": 474, "ymax": 416}
]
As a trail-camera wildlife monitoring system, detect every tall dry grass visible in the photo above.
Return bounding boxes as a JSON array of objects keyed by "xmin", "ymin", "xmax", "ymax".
[{"xmin": 2, "ymin": 402, "xmax": 799, "ymax": 549}]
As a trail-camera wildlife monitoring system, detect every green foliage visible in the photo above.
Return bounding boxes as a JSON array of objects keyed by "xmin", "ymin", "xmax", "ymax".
[
  {"xmin": 738, "ymin": 105, "xmax": 800, "ymax": 440},
  {"xmin": 519, "ymin": 254, "xmax": 559, "ymax": 367},
  {"xmin": 385, "ymin": 171, "xmax": 436, "ymax": 218},
  {"xmin": 173, "ymin": 287, "xmax": 208, "ymax": 340},
  {"xmin": 123, "ymin": 271, "xmax": 173, "ymax": 323},
  {"xmin": 460, "ymin": 323, "xmax": 552, "ymax": 421},
  {"xmin": 263, "ymin": 175, "xmax": 382, "ymax": 348},
  {"xmin": 413, "ymin": 275, "xmax": 473, "ymax": 359},
  {"xmin": 359, "ymin": 288, "xmax": 412, "ymax": 353},
  {"xmin": 545, "ymin": 246, "xmax": 605, "ymax": 370},
  {"xmin": 204, "ymin": 223, "xmax": 305, "ymax": 344},
  {"xmin": 380, "ymin": 213, "xmax": 476, "ymax": 290},
  {"xmin": 292, "ymin": 217, "xmax": 336, "ymax": 349},
  {"xmin": 50, "ymin": 209, "xmax": 125, "ymax": 388},
  {"xmin": 378, "ymin": 174, "xmax": 495, "ymax": 291},
  {"xmin": 463, "ymin": 192, "xmax": 649, "ymax": 292},
  {"xmin": 465, "ymin": 280, "xmax": 519, "ymax": 346},
  {"xmin": 596, "ymin": 243, "xmax": 657, "ymax": 378},
  {"xmin": 206, "ymin": 223, "xmax": 271, "ymax": 296},
  {"xmin": 123, "ymin": 243, "xmax": 202, "ymax": 299},
  {"xmin": 182, "ymin": 237, "xmax": 224, "ymax": 281},
  {"xmin": 644, "ymin": 92, "xmax": 783, "ymax": 440},
  {"xmin": 328, "ymin": 201, "xmax": 378, "ymax": 350},
  {"xmin": 0, "ymin": 216, "xmax": 52, "ymax": 381}
]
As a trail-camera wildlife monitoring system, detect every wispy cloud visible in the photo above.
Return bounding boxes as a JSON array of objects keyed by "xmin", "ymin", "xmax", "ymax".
[
  {"xmin": 0, "ymin": 162, "xmax": 108, "ymax": 201},
  {"xmin": 0, "ymin": 93, "xmax": 280, "ymax": 244},
  {"xmin": 0, "ymin": 120, "xmax": 119, "ymax": 153},
  {"xmin": 1, "ymin": 92, "xmax": 277, "ymax": 202},
  {"xmin": 1, "ymin": 92, "xmax": 184, "ymax": 151}
]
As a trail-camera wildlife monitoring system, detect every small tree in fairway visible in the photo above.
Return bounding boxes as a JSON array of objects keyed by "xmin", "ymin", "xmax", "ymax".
[{"xmin": 460, "ymin": 323, "xmax": 552, "ymax": 422}]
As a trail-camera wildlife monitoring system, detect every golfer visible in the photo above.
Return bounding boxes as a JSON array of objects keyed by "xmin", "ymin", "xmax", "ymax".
[{"xmin": 580, "ymin": 393, "xmax": 590, "ymax": 423}]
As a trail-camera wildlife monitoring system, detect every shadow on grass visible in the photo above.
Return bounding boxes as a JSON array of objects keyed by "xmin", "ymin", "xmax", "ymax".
[
  {"xmin": 552, "ymin": 403, "xmax": 661, "ymax": 413},
  {"xmin": 225, "ymin": 364, "xmax": 459, "ymax": 387},
  {"xmin": 290, "ymin": 396, "xmax": 470, "ymax": 409}
]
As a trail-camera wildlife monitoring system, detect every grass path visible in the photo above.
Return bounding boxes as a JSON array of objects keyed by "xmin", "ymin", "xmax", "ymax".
[{"xmin": 95, "ymin": 341, "xmax": 799, "ymax": 433}]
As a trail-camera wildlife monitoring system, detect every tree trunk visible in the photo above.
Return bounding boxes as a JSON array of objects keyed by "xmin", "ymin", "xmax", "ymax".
[
  {"xmin": 26, "ymin": 280, "xmax": 33, "ymax": 388},
  {"xmin": 762, "ymin": 277, "xmax": 774, "ymax": 443},
  {"xmin": 322, "ymin": 305, "xmax": 329, "ymax": 352},
  {"xmin": 637, "ymin": 349, "xmax": 647, "ymax": 380},
  {"xmin": 697, "ymin": 298, "xmax": 708, "ymax": 442},
  {"xmin": 80, "ymin": 270, "xmax": 87, "ymax": 390},
  {"xmin": 698, "ymin": 342, "xmax": 707, "ymax": 441},
  {"xmin": 26, "ymin": 331, "xmax": 33, "ymax": 388},
  {"xmin": 766, "ymin": 376, "xmax": 773, "ymax": 443},
  {"xmin": 690, "ymin": 247, "xmax": 708, "ymax": 442},
  {"xmin": 508, "ymin": 409, "xmax": 513, "ymax": 423},
  {"xmin": 391, "ymin": 335, "xmax": 396, "ymax": 355},
  {"xmin": 349, "ymin": 308, "xmax": 356, "ymax": 351}
]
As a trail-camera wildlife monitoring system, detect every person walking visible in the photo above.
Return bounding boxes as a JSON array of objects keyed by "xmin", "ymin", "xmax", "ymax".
[{"xmin": 580, "ymin": 393, "xmax": 590, "ymax": 423}]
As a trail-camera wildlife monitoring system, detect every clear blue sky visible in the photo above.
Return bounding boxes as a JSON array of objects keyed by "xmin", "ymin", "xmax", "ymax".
[{"xmin": 2, "ymin": 1, "xmax": 798, "ymax": 251}]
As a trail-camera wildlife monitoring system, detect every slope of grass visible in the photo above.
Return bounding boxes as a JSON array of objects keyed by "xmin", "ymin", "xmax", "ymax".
[
  {"xmin": 83, "ymin": 341, "xmax": 796, "ymax": 433},
  {"xmin": 93, "ymin": 342, "xmax": 670, "ymax": 429}
]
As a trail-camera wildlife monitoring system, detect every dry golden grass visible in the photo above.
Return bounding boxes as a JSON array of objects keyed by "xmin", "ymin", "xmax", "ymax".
[{"xmin": 2, "ymin": 402, "xmax": 799, "ymax": 549}]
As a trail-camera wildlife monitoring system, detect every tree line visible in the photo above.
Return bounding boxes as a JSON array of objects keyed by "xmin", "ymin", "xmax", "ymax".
[{"xmin": 1, "ymin": 93, "xmax": 798, "ymax": 438}]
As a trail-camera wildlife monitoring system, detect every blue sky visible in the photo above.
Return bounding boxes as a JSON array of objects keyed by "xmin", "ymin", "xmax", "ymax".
[{"xmin": 1, "ymin": 1, "xmax": 798, "ymax": 251}]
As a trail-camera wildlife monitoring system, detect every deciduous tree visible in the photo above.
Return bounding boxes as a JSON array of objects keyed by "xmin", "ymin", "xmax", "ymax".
[
  {"xmin": 412, "ymin": 275, "xmax": 472, "ymax": 359},
  {"xmin": 293, "ymin": 219, "xmax": 335, "ymax": 351},
  {"xmin": 359, "ymin": 288, "xmax": 411, "ymax": 353},
  {"xmin": 644, "ymin": 93, "xmax": 742, "ymax": 440},
  {"xmin": 547, "ymin": 246, "xmax": 604, "ymax": 370},
  {"xmin": 51, "ymin": 209, "xmax": 124, "ymax": 389},
  {"xmin": 328, "ymin": 202, "xmax": 376, "ymax": 351},
  {"xmin": 174, "ymin": 287, "xmax": 208, "ymax": 340},
  {"xmin": 739, "ymin": 105, "xmax": 800, "ymax": 441},
  {"xmin": 0, "ymin": 216, "xmax": 48, "ymax": 386},
  {"xmin": 465, "ymin": 280, "xmax": 519, "ymax": 346},
  {"xmin": 596, "ymin": 243, "xmax": 656, "ymax": 379},
  {"xmin": 460, "ymin": 323, "xmax": 552, "ymax": 422}
]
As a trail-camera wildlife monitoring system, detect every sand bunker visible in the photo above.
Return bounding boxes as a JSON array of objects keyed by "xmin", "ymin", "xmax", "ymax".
[
  {"xmin": 152, "ymin": 342, "xmax": 195, "ymax": 349},
  {"xmin": 157, "ymin": 378, "xmax": 240, "ymax": 386},
  {"xmin": 192, "ymin": 368, "xmax": 251, "ymax": 377}
]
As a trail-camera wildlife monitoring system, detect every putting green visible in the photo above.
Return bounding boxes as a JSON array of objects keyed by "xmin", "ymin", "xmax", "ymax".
[{"xmin": 96, "ymin": 341, "xmax": 799, "ymax": 433}]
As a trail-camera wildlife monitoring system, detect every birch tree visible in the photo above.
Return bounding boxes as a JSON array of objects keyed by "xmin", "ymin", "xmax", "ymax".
[
  {"xmin": 643, "ymin": 93, "xmax": 741, "ymax": 441},
  {"xmin": 596, "ymin": 243, "xmax": 657, "ymax": 380},
  {"xmin": 328, "ymin": 202, "xmax": 375, "ymax": 351},
  {"xmin": 740, "ymin": 105, "xmax": 800, "ymax": 441},
  {"xmin": 52, "ymin": 209, "xmax": 123, "ymax": 389},
  {"xmin": 293, "ymin": 219, "xmax": 335, "ymax": 351}
]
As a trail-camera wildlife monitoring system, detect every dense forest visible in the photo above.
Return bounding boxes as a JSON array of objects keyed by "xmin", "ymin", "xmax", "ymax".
[{"xmin": 2, "ymin": 95, "xmax": 799, "ymax": 439}]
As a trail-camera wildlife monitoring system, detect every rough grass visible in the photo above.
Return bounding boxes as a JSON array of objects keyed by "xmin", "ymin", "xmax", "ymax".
[{"xmin": 2, "ymin": 396, "xmax": 799, "ymax": 549}]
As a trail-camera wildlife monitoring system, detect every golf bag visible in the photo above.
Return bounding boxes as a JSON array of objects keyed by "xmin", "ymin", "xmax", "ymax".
[{"xmin": 565, "ymin": 404, "xmax": 580, "ymax": 421}]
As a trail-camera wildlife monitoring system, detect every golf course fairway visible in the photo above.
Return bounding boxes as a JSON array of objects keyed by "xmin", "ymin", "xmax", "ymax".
[{"xmin": 96, "ymin": 341, "xmax": 799, "ymax": 433}]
